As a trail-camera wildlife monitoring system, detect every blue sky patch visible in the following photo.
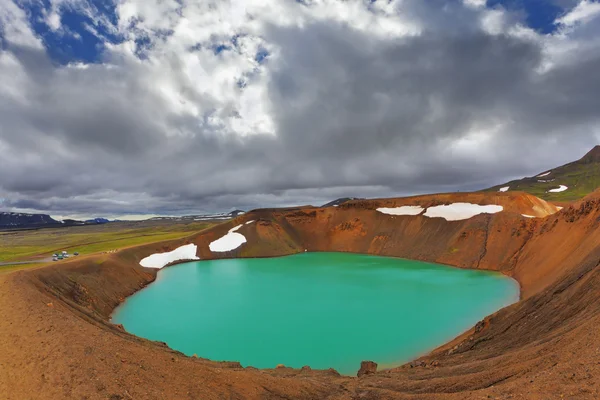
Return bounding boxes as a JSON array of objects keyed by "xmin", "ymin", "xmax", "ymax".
[
  {"xmin": 487, "ymin": 0, "xmax": 576, "ymax": 33},
  {"xmin": 14, "ymin": 0, "xmax": 122, "ymax": 64}
]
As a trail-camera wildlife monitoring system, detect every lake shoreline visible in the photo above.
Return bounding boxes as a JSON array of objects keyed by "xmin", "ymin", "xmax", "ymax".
[{"xmin": 112, "ymin": 253, "xmax": 519, "ymax": 375}]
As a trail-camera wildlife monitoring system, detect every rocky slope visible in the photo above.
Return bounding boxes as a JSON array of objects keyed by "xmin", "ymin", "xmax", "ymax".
[
  {"xmin": 487, "ymin": 145, "xmax": 600, "ymax": 202},
  {"xmin": 1, "ymin": 190, "xmax": 599, "ymax": 399}
]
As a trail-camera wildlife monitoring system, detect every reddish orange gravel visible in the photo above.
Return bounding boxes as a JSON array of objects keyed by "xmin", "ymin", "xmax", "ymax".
[{"xmin": 1, "ymin": 191, "xmax": 600, "ymax": 399}]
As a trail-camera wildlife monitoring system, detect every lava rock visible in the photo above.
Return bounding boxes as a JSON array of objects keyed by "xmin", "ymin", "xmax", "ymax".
[{"xmin": 357, "ymin": 361, "xmax": 377, "ymax": 377}]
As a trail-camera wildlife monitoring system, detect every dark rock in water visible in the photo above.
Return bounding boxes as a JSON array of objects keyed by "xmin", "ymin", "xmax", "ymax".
[{"xmin": 357, "ymin": 361, "xmax": 377, "ymax": 377}]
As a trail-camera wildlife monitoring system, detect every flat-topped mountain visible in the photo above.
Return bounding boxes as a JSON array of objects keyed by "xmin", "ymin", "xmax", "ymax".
[
  {"xmin": 0, "ymin": 212, "xmax": 59, "ymax": 229},
  {"xmin": 487, "ymin": 145, "xmax": 600, "ymax": 201},
  {"xmin": 0, "ymin": 212, "xmax": 112, "ymax": 230}
]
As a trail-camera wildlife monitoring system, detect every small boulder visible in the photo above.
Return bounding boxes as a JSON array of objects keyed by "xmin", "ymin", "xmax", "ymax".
[
  {"xmin": 475, "ymin": 320, "xmax": 485, "ymax": 333},
  {"xmin": 301, "ymin": 365, "xmax": 312, "ymax": 372},
  {"xmin": 276, "ymin": 364, "xmax": 286, "ymax": 369},
  {"xmin": 410, "ymin": 360, "xmax": 426, "ymax": 368},
  {"xmin": 357, "ymin": 361, "xmax": 377, "ymax": 377}
]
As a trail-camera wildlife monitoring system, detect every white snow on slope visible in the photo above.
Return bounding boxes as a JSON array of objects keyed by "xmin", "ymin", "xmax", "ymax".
[
  {"xmin": 499, "ymin": 186, "xmax": 509, "ymax": 192},
  {"xmin": 140, "ymin": 244, "xmax": 199, "ymax": 269},
  {"xmin": 548, "ymin": 185, "xmax": 568, "ymax": 193},
  {"xmin": 537, "ymin": 171, "xmax": 551, "ymax": 177},
  {"xmin": 245, "ymin": 220, "xmax": 255, "ymax": 225},
  {"xmin": 209, "ymin": 224, "xmax": 247, "ymax": 252},
  {"xmin": 521, "ymin": 214, "xmax": 536, "ymax": 218},
  {"xmin": 376, "ymin": 206, "xmax": 425, "ymax": 216},
  {"xmin": 424, "ymin": 203, "xmax": 503, "ymax": 221}
]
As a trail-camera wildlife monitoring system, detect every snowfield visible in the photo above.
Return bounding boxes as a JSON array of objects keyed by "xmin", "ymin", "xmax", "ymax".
[
  {"xmin": 499, "ymin": 186, "xmax": 509, "ymax": 192},
  {"xmin": 376, "ymin": 206, "xmax": 425, "ymax": 216},
  {"xmin": 139, "ymin": 244, "xmax": 199, "ymax": 269},
  {"xmin": 537, "ymin": 171, "xmax": 551, "ymax": 177},
  {"xmin": 209, "ymin": 224, "xmax": 247, "ymax": 252},
  {"xmin": 548, "ymin": 185, "xmax": 568, "ymax": 193},
  {"xmin": 424, "ymin": 203, "xmax": 504, "ymax": 221}
]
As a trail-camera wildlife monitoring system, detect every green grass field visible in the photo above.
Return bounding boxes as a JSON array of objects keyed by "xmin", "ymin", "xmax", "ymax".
[
  {"xmin": 487, "ymin": 150, "xmax": 600, "ymax": 202},
  {"xmin": 0, "ymin": 221, "xmax": 216, "ymax": 270}
]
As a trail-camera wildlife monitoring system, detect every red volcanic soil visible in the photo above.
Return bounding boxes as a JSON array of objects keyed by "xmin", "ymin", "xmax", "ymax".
[{"xmin": 2, "ymin": 191, "xmax": 600, "ymax": 399}]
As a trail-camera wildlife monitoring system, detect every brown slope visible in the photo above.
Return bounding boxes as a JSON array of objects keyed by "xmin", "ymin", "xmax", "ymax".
[{"xmin": 1, "ymin": 191, "xmax": 599, "ymax": 399}]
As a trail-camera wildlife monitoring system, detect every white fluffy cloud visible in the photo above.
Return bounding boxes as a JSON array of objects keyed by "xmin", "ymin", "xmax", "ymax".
[{"xmin": 0, "ymin": 0, "xmax": 599, "ymax": 217}]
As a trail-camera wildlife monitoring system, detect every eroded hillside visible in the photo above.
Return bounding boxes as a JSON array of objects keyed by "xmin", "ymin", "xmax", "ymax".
[{"xmin": 2, "ymin": 190, "xmax": 599, "ymax": 399}]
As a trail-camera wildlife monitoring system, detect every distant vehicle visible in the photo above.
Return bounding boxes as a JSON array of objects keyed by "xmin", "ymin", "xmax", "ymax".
[
  {"xmin": 61, "ymin": 251, "xmax": 67, "ymax": 255},
  {"xmin": 64, "ymin": 254, "xmax": 69, "ymax": 258},
  {"xmin": 52, "ymin": 257, "xmax": 58, "ymax": 261},
  {"xmin": 73, "ymin": 252, "xmax": 79, "ymax": 256},
  {"xmin": 57, "ymin": 256, "xmax": 63, "ymax": 260},
  {"xmin": 52, "ymin": 253, "xmax": 58, "ymax": 257}
]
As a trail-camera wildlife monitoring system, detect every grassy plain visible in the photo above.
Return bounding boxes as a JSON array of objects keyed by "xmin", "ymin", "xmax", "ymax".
[{"xmin": 0, "ymin": 220, "xmax": 216, "ymax": 272}]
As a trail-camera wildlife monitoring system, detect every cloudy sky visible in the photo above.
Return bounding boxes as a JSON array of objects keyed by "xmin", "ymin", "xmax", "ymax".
[{"xmin": 1, "ymin": 0, "xmax": 599, "ymax": 219}]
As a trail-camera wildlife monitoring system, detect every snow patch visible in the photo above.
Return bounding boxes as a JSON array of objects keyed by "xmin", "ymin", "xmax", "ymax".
[
  {"xmin": 521, "ymin": 214, "xmax": 536, "ymax": 218},
  {"xmin": 537, "ymin": 171, "xmax": 551, "ymax": 177},
  {"xmin": 140, "ymin": 244, "xmax": 199, "ymax": 269},
  {"xmin": 376, "ymin": 206, "xmax": 425, "ymax": 216},
  {"xmin": 209, "ymin": 224, "xmax": 247, "ymax": 252},
  {"xmin": 245, "ymin": 220, "xmax": 255, "ymax": 225},
  {"xmin": 548, "ymin": 185, "xmax": 568, "ymax": 193},
  {"xmin": 498, "ymin": 186, "xmax": 509, "ymax": 192},
  {"xmin": 424, "ymin": 203, "xmax": 503, "ymax": 221}
]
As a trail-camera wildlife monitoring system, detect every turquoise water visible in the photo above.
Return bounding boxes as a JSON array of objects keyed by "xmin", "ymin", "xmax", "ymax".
[{"xmin": 112, "ymin": 252, "xmax": 519, "ymax": 375}]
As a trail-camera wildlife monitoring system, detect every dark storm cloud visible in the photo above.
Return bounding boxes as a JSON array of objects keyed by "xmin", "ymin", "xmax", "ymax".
[{"xmin": 0, "ymin": 0, "xmax": 599, "ymax": 217}]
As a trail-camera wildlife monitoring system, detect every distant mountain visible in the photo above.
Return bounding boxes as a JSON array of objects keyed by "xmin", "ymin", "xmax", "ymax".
[
  {"xmin": 148, "ymin": 210, "xmax": 245, "ymax": 222},
  {"xmin": 0, "ymin": 213, "xmax": 115, "ymax": 230},
  {"xmin": 85, "ymin": 218, "xmax": 110, "ymax": 224},
  {"xmin": 487, "ymin": 145, "xmax": 600, "ymax": 201},
  {"xmin": 0, "ymin": 212, "xmax": 60, "ymax": 229},
  {"xmin": 321, "ymin": 197, "xmax": 364, "ymax": 207},
  {"xmin": 61, "ymin": 219, "xmax": 86, "ymax": 226}
]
